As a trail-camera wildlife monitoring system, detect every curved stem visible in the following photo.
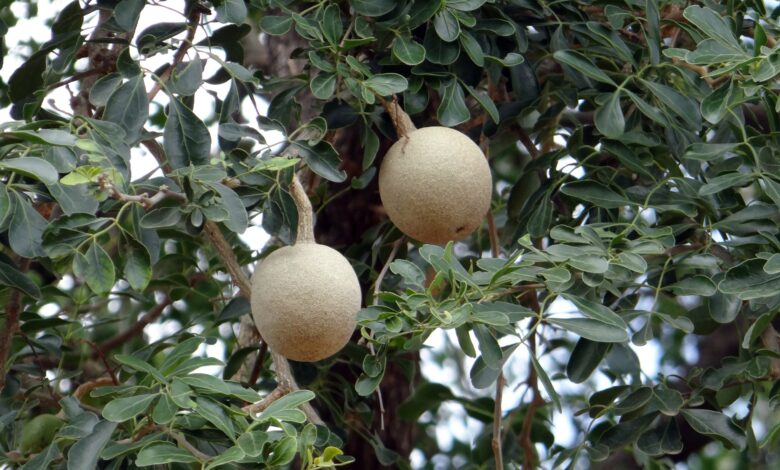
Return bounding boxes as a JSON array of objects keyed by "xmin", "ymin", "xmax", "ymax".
[
  {"xmin": 290, "ymin": 173, "xmax": 315, "ymax": 244},
  {"xmin": 379, "ymin": 96, "xmax": 416, "ymax": 138}
]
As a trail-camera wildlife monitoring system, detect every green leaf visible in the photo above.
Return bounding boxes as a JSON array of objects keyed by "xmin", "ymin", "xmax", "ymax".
[
  {"xmin": 237, "ymin": 431, "xmax": 269, "ymax": 457},
  {"xmin": 0, "ymin": 157, "xmax": 59, "ymax": 184},
  {"xmin": 553, "ymin": 50, "xmax": 616, "ymax": 85},
  {"xmin": 12, "ymin": 198, "xmax": 53, "ymax": 255},
  {"xmin": 681, "ymin": 409, "xmax": 746, "ymax": 450},
  {"xmin": 560, "ymin": 180, "xmax": 628, "ymax": 209},
  {"xmin": 469, "ymin": 343, "xmax": 519, "ymax": 389},
  {"xmin": 351, "ymin": 0, "xmax": 395, "ymax": 17},
  {"xmin": 102, "ymin": 394, "xmax": 158, "ymax": 422},
  {"xmin": 179, "ymin": 373, "xmax": 231, "ymax": 394},
  {"xmin": 637, "ymin": 418, "xmax": 683, "ymax": 456},
  {"xmin": 2, "ymin": 129, "xmax": 77, "ymax": 146},
  {"xmin": 292, "ymin": 141, "xmax": 347, "ymax": 183},
  {"xmin": 548, "ymin": 318, "xmax": 628, "ymax": 343},
  {"xmin": 115, "ymin": 354, "xmax": 167, "ymax": 382},
  {"xmin": 205, "ymin": 446, "xmax": 245, "ymax": 470},
  {"xmin": 459, "ymin": 31, "xmax": 483, "ymax": 66},
  {"xmin": 258, "ymin": 390, "xmax": 316, "ymax": 421},
  {"xmin": 397, "ymin": 382, "xmax": 455, "ymax": 421},
  {"xmin": 152, "ymin": 393, "xmax": 178, "ymax": 424},
  {"xmin": 310, "ymin": 73, "xmax": 337, "ymax": 99},
  {"xmin": 699, "ymin": 172, "xmax": 754, "ymax": 196},
  {"xmin": 66, "ymin": 421, "xmax": 117, "ymax": 470},
  {"xmin": 267, "ymin": 436, "xmax": 297, "ymax": 466},
  {"xmin": 530, "ymin": 350, "xmax": 562, "ymax": 412},
  {"xmin": 669, "ymin": 275, "xmax": 717, "ymax": 296},
  {"xmin": 135, "ymin": 443, "xmax": 200, "ymax": 466},
  {"xmin": 0, "ymin": 260, "xmax": 41, "ymax": 298},
  {"xmin": 447, "ymin": 0, "xmax": 487, "ymax": 12},
  {"xmin": 683, "ymin": 6, "xmax": 742, "ymax": 50},
  {"xmin": 102, "ymin": 75, "xmax": 149, "ymax": 143},
  {"xmin": 209, "ymin": 182, "xmax": 248, "ymax": 233},
  {"xmin": 168, "ymin": 58, "xmax": 203, "ymax": 96},
  {"xmin": 437, "ymin": 79, "xmax": 470, "ymax": 126},
  {"xmin": 684, "ymin": 142, "xmax": 740, "ymax": 161},
  {"xmin": 614, "ymin": 387, "xmax": 653, "ymax": 415},
  {"xmin": 20, "ymin": 443, "xmax": 60, "ymax": 470},
  {"xmin": 215, "ymin": 0, "xmax": 247, "ymax": 24},
  {"xmin": 73, "ymin": 243, "xmax": 115, "ymax": 294},
  {"xmin": 566, "ymin": 338, "xmax": 609, "ymax": 383},
  {"xmin": 433, "ymin": 9, "xmax": 460, "ymax": 42},
  {"xmin": 195, "ymin": 397, "xmax": 235, "ymax": 439},
  {"xmin": 393, "ymin": 35, "xmax": 426, "ymax": 65},
  {"xmin": 113, "ymin": 0, "xmax": 143, "ymax": 32},
  {"xmin": 720, "ymin": 259, "xmax": 780, "ymax": 300},
  {"xmin": 463, "ymin": 85, "xmax": 499, "ymax": 123},
  {"xmin": 260, "ymin": 15, "xmax": 292, "ymax": 35},
  {"xmin": 742, "ymin": 312, "xmax": 775, "ymax": 349},
  {"xmin": 594, "ymin": 91, "xmax": 625, "ymax": 138},
  {"xmin": 364, "ymin": 73, "xmax": 408, "ymax": 96},
  {"xmin": 123, "ymin": 238, "xmax": 152, "ymax": 291},
  {"xmin": 164, "ymin": 97, "xmax": 212, "ymax": 169},
  {"xmin": 140, "ymin": 207, "xmax": 182, "ymax": 228},
  {"xmin": 561, "ymin": 294, "xmax": 626, "ymax": 328},
  {"xmin": 389, "ymin": 259, "xmax": 425, "ymax": 288},
  {"xmin": 473, "ymin": 324, "xmax": 502, "ymax": 369}
]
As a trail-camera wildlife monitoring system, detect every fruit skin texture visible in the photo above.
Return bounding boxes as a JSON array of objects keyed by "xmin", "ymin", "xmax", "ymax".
[
  {"xmin": 379, "ymin": 126, "xmax": 492, "ymax": 245},
  {"xmin": 250, "ymin": 243, "xmax": 361, "ymax": 362},
  {"xmin": 19, "ymin": 414, "xmax": 63, "ymax": 453}
]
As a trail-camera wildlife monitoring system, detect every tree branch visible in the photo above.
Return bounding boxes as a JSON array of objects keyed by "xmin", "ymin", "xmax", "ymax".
[
  {"xmin": 147, "ymin": 9, "xmax": 201, "ymax": 102},
  {"xmin": 0, "ymin": 259, "xmax": 30, "ymax": 393},
  {"xmin": 99, "ymin": 174, "xmax": 186, "ymax": 209},
  {"xmin": 379, "ymin": 96, "xmax": 416, "ymax": 138},
  {"xmin": 97, "ymin": 297, "xmax": 173, "ymax": 353}
]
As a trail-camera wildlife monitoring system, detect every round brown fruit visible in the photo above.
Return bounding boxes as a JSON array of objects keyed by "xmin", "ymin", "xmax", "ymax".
[
  {"xmin": 379, "ymin": 126, "xmax": 492, "ymax": 244},
  {"xmin": 250, "ymin": 243, "xmax": 361, "ymax": 362}
]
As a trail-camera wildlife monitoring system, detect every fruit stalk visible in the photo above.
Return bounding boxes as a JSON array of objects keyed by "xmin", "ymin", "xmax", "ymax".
[
  {"xmin": 381, "ymin": 97, "xmax": 416, "ymax": 138},
  {"xmin": 290, "ymin": 174, "xmax": 315, "ymax": 244}
]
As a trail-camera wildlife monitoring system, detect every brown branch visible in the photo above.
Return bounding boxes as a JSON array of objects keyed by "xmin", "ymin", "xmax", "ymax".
[
  {"xmin": 169, "ymin": 429, "xmax": 210, "ymax": 461},
  {"xmin": 83, "ymin": 340, "xmax": 119, "ymax": 384},
  {"xmin": 147, "ymin": 10, "xmax": 201, "ymax": 101},
  {"xmin": 202, "ymin": 221, "xmax": 252, "ymax": 298},
  {"xmin": 248, "ymin": 341, "xmax": 269, "ymax": 386},
  {"xmin": 97, "ymin": 297, "xmax": 173, "ymax": 353},
  {"xmin": 0, "ymin": 259, "xmax": 30, "ymax": 393},
  {"xmin": 99, "ymin": 174, "xmax": 186, "ymax": 209},
  {"xmin": 492, "ymin": 373, "xmax": 506, "ymax": 470},
  {"xmin": 520, "ymin": 321, "xmax": 545, "ymax": 469},
  {"xmin": 516, "ymin": 127, "xmax": 540, "ymax": 159},
  {"xmin": 372, "ymin": 237, "xmax": 404, "ymax": 302},
  {"xmin": 47, "ymin": 68, "xmax": 104, "ymax": 91}
]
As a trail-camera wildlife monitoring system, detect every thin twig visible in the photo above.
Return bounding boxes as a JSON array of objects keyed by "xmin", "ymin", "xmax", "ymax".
[
  {"xmin": 98, "ymin": 298, "xmax": 173, "ymax": 353},
  {"xmin": 372, "ymin": 238, "xmax": 404, "ymax": 302},
  {"xmin": 99, "ymin": 174, "xmax": 186, "ymax": 209},
  {"xmin": 248, "ymin": 341, "xmax": 268, "ymax": 386},
  {"xmin": 520, "ymin": 315, "xmax": 545, "ymax": 469},
  {"xmin": 147, "ymin": 10, "xmax": 201, "ymax": 101},
  {"xmin": 170, "ymin": 429, "xmax": 210, "ymax": 461},
  {"xmin": 0, "ymin": 259, "xmax": 30, "ymax": 393},
  {"xmin": 84, "ymin": 340, "xmax": 119, "ymax": 384},
  {"xmin": 492, "ymin": 373, "xmax": 505, "ymax": 470},
  {"xmin": 485, "ymin": 188, "xmax": 505, "ymax": 470}
]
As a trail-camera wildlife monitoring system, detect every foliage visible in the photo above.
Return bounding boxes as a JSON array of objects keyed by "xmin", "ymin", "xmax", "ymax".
[{"xmin": 1, "ymin": 0, "xmax": 780, "ymax": 469}]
